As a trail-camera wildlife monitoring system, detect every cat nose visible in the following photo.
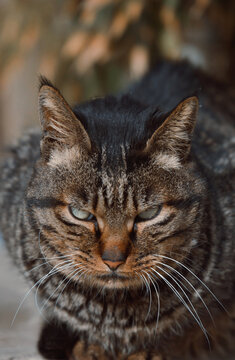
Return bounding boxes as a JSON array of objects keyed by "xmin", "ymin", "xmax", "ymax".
[
  {"xmin": 102, "ymin": 250, "xmax": 127, "ymax": 271},
  {"xmin": 103, "ymin": 260, "xmax": 124, "ymax": 271}
]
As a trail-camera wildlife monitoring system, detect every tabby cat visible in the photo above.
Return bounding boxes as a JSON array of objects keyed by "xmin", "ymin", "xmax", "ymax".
[{"xmin": 0, "ymin": 61, "xmax": 234, "ymax": 360}]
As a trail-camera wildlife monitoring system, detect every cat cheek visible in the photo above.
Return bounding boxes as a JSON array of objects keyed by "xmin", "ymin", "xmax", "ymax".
[{"xmin": 77, "ymin": 221, "xmax": 95, "ymax": 233}]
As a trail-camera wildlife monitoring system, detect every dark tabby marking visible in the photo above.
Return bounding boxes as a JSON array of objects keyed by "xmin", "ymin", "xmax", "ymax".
[{"xmin": 0, "ymin": 60, "xmax": 235, "ymax": 360}]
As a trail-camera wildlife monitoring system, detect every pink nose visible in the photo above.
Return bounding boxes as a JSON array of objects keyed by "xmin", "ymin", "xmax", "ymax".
[
  {"xmin": 103, "ymin": 259, "xmax": 124, "ymax": 271},
  {"xmin": 101, "ymin": 249, "xmax": 127, "ymax": 271}
]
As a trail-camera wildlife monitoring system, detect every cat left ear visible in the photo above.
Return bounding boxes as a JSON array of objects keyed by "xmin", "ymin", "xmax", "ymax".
[
  {"xmin": 145, "ymin": 96, "xmax": 198, "ymax": 163},
  {"xmin": 38, "ymin": 77, "xmax": 91, "ymax": 159}
]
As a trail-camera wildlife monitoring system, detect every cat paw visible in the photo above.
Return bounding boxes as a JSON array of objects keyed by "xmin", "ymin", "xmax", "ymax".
[
  {"xmin": 127, "ymin": 352, "xmax": 164, "ymax": 360},
  {"xmin": 38, "ymin": 321, "xmax": 78, "ymax": 360},
  {"xmin": 71, "ymin": 341, "xmax": 108, "ymax": 360}
]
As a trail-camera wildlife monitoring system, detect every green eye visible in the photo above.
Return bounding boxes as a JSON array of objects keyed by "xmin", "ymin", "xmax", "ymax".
[
  {"xmin": 136, "ymin": 206, "xmax": 162, "ymax": 222},
  {"xmin": 69, "ymin": 206, "xmax": 95, "ymax": 221}
]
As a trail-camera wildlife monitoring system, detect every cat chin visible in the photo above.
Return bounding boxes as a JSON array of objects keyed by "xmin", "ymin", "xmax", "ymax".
[
  {"xmin": 80, "ymin": 273, "xmax": 142, "ymax": 290},
  {"xmin": 98, "ymin": 279, "xmax": 141, "ymax": 290}
]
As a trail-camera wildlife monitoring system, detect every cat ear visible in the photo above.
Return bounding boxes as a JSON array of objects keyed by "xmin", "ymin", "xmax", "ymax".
[
  {"xmin": 38, "ymin": 77, "xmax": 91, "ymax": 159},
  {"xmin": 145, "ymin": 97, "xmax": 198, "ymax": 164}
]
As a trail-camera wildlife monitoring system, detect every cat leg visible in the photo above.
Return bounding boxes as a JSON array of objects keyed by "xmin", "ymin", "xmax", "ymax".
[{"xmin": 38, "ymin": 320, "xmax": 79, "ymax": 360}]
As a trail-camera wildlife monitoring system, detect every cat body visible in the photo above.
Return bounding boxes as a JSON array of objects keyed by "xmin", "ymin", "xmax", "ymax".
[{"xmin": 0, "ymin": 61, "xmax": 234, "ymax": 360}]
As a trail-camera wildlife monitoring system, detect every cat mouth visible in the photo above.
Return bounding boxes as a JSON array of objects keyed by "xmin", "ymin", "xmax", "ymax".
[
  {"xmin": 97, "ymin": 272, "xmax": 129, "ymax": 281},
  {"xmin": 95, "ymin": 272, "xmax": 135, "ymax": 289}
]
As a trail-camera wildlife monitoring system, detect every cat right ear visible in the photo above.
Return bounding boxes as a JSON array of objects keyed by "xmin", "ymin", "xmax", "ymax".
[
  {"xmin": 38, "ymin": 77, "xmax": 91, "ymax": 160},
  {"xmin": 144, "ymin": 97, "xmax": 198, "ymax": 165}
]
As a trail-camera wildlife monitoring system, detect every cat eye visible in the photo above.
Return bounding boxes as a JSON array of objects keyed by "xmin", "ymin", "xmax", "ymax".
[
  {"xmin": 136, "ymin": 206, "xmax": 162, "ymax": 222},
  {"xmin": 69, "ymin": 206, "xmax": 95, "ymax": 221}
]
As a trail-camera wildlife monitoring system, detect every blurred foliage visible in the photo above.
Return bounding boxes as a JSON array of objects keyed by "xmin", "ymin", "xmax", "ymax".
[
  {"xmin": 0, "ymin": 0, "xmax": 234, "ymax": 149},
  {"xmin": 0, "ymin": 0, "xmax": 234, "ymax": 102}
]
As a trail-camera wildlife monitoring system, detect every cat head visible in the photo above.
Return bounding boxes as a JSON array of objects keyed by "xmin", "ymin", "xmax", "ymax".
[{"xmin": 26, "ymin": 78, "xmax": 206, "ymax": 291}]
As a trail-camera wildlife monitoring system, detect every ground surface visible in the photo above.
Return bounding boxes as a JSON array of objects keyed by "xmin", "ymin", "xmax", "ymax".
[{"xmin": 0, "ymin": 240, "xmax": 42, "ymax": 360}]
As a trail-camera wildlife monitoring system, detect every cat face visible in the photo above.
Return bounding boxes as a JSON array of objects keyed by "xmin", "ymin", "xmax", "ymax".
[{"xmin": 26, "ymin": 80, "xmax": 205, "ymax": 291}]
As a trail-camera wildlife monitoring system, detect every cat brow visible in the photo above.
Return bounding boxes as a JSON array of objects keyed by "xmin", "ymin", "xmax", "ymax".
[
  {"xmin": 166, "ymin": 195, "xmax": 201, "ymax": 209},
  {"xmin": 27, "ymin": 197, "xmax": 66, "ymax": 208}
]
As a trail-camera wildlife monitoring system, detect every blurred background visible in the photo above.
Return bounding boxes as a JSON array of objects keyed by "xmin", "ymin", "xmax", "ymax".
[
  {"xmin": 0, "ymin": 1, "xmax": 235, "ymax": 358},
  {"xmin": 0, "ymin": 0, "xmax": 235, "ymax": 154}
]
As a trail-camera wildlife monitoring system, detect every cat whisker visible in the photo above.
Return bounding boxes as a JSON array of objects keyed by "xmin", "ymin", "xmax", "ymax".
[
  {"xmin": 136, "ymin": 272, "xmax": 153, "ymax": 323},
  {"xmin": 152, "ymin": 254, "xmax": 228, "ymax": 313},
  {"xmin": 38, "ymin": 229, "xmax": 78, "ymax": 263},
  {"xmin": 35, "ymin": 254, "xmax": 73, "ymax": 261},
  {"xmin": 25, "ymin": 261, "xmax": 53, "ymax": 274},
  {"xmin": 34, "ymin": 261, "xmax": 75, "ymax": 320},
  {"xmin": 137, "ymin": 272, "xmax": 148, "ymax": 295},
  {"xmin": 155, "ymin": 265, "xmax": 207, "ymax": 330},
  {"xmin": 26, "ymin": 253, "xmax": 81, "ymax": 275},
  {"xmin": 152, "ymin": 259, "xmax": 214, "ymax": 325},
  {"xmin": 76, "ymin": 268, "xmax": 92, "ymax": 295},
  {"xmin": 160, "ymin": 250, "xmax": 205, "ymax": 272},
  {"xmin": 11, "ymin": 259, "xmax": 73, "ymax": 327},
  {"xmin": 144, "ymin": 271, "xmax": 161, "ymax": 332},
  {"xmin": 150, "ymin": 266, "xmax": 210, "ymax": 347},
  {"xmin": 11, "ymin": 280, "xmax": 43, "ymax": 328},
  {"xmin": 54, "ymin": 266, "xmax": 88, "ymax": 308},
  {"xmin": 40, "ymin": 263, "xmax": 83, "ymax": 313},
  {"xmin": 141, "ymin": 270, "xmax": 153, "ymax": 321}
]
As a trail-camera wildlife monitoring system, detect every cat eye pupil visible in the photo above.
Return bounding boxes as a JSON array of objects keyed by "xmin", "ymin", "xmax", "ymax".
[
  {"xmin": 69, "ymin": 206, "xmax": 95, "ymax": 221},
  {"xmin": 136, "ymin": 206, "xmax": 161, "ymax": 222}
]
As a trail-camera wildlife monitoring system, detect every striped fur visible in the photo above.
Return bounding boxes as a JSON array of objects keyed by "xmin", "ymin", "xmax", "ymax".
[{"xmin": 0, "ymin": 61, "xmax": 234, "ymax": 360}]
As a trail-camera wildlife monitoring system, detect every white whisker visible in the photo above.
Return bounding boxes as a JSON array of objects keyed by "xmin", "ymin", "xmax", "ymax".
[
  {"xmin": 36, "ymin": 254, "xmax": 73, "ymax": 261},
  {"xmin": 34, "ymin": 261, "xmax": 75, "ymax": 320},
  {"xmin": 11, "ymin": 259, "xmax": 73, "ymax": 327},
  {"xmin": 152, "ymin": 254, "xmax": 227, "ymax": 313},
  {"xmin": 54, "ymin": 266, "xmax": 87, "ymax": 307},
  {"xmin": 150, "ymin": 267, "xmax": 210, "ymax": 346},
  {"xmin": 141, "ymin": 271, "xmax": 152, "ymax": 321},
  {"xmin": 144, "ymin": 271, "xmax": 160, "ymax": 332},
  {"xmin": 153, "ymin": 260, "xmax": 214, "ymax": 324},
  {"xmin": 25, "ymin": 261, "xmax": 52, "ymax": 274},
  {"xmin": 40, "ymin": 264, "xmax": 82, "ymax": 312},
  {"xmin": 155, "ymin": 265, "xmax": 206, "ymax": 330}
]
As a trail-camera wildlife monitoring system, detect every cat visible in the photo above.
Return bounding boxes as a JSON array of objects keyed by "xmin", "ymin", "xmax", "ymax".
[{"xmin": 0, "ymin": 60, "xmax": 234, "ymax": 360}]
